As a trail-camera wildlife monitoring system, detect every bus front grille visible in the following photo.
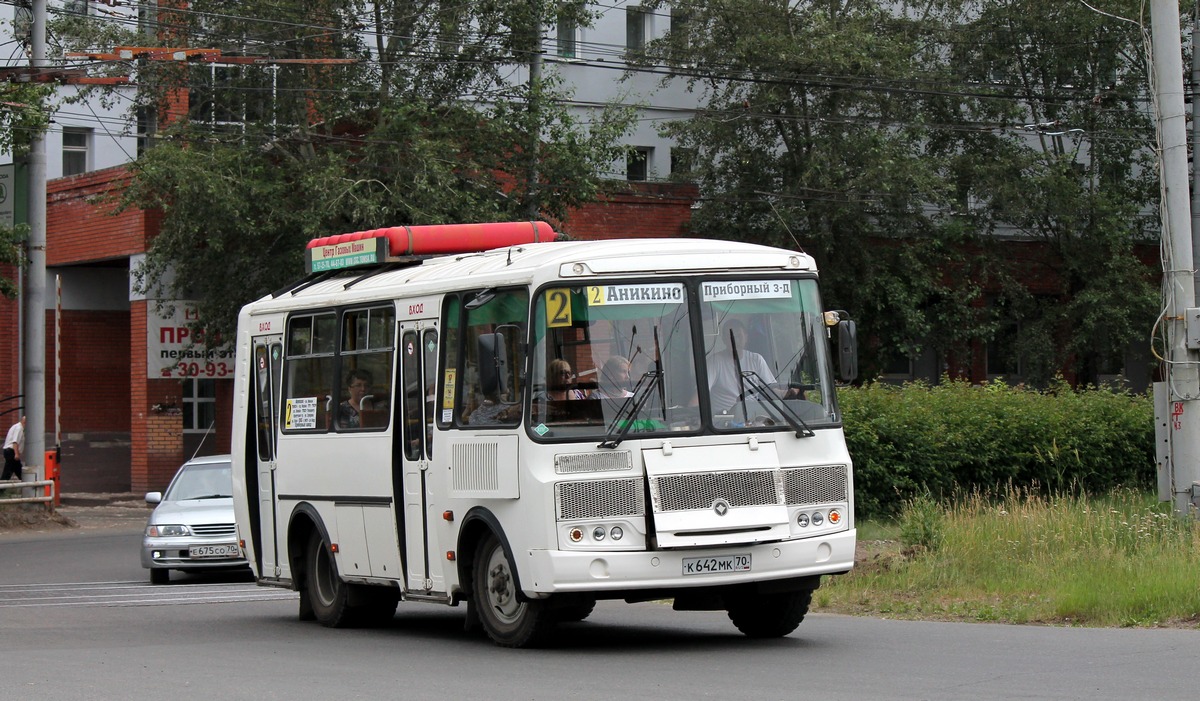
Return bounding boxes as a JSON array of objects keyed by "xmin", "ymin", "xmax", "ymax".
[
  {"xmin": 556, "ymin": 478, "xmax": 645, "ymax": 520},
  {"xmin": 650, "ymin": 465, "xmax": 848, "ymax": 513}
]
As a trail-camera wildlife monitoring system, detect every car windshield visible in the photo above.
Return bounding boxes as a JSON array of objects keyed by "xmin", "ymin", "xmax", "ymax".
[{"xmin": 164, "ymin": 462, "xmax": 233, "ymax": 501}]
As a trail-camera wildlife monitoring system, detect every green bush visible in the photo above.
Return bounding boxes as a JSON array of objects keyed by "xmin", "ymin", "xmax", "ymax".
[{"xmin": 840, "ymin": 379, "xmax": 1155, "ymax": 519}]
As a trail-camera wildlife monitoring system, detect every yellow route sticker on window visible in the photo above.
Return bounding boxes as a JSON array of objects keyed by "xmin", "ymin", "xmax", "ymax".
[{"xmin": 545, "ymin": 288, "xmax": 573, "ymax": 328}]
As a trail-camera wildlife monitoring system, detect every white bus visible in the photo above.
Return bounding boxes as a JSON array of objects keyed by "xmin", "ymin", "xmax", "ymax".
[{"xmin": 231, "ymin": 221, "xmax": 858, "ymax": 647}]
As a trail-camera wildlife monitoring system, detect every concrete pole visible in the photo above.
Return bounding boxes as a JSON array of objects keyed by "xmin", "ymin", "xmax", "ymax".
[
  {"xmin": 526, "ymin": 0, "xmax": 542, "ymax": 218},
  {"xmin": 24, "ymin": 0, "xmax": 46, "ymax": 483},
  {"xmin": 1151, "ymin": 0, "xmax": 1200, "ymax": 516}
]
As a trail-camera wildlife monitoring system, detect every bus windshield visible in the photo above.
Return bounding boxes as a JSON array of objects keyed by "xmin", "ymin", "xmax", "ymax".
[
  {"xmin": 529, "ymin": 277, "xmax": 838, "ymax": 442},
  {"xmin": 531, "ymin": 282, "xmax": 699, "ymax": 440},
  {"xmin": 698, "ymin": 278, "xmax": 837, "ymax": 430}
]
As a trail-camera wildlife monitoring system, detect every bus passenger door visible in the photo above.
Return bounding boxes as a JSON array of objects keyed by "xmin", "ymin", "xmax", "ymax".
[
  {"xmin": 398, "ymin": 322, "xmax": 441, "ymax": 593},
  {"xmin": 252, "ymin": 337, "xmax": 284, "ymax": 578}
]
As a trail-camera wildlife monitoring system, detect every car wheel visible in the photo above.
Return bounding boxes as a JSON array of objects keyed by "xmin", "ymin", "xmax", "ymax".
[
  {"xmin": 725, "ymin": 589, "xmax": 812, "ymax": 638},
  {"xmin": 472, "ymin": 532, "xmax": 555, "ymax": 647},
  {"xmin": 306, "ymin": 531, "xmax": 353, "ymax": 627},
  {"xmin": 150, "ymin": 568, "xmax": 169, "ymax": 585}
]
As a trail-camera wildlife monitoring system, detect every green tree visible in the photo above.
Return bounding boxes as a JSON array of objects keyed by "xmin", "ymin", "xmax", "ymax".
[
  {"xmin": 938, "ymin": 0, "xmax": 1159, "ymax": 385},
  {"xmin": 0, "ymin": 81, "xmax": 53, "ymax": 298},
  {"xmin": 57, "ymin": 1, "xmax": 632, "ymax": 342},
  {"xmin": 642, "ymin": 0, "xmax": 1160, "ymax": 384}
]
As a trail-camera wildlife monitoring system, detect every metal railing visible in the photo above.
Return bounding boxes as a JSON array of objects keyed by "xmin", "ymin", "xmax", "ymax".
[{"xmin": 0, "ymin": 479, "xmax": 56, "ymax": 508}]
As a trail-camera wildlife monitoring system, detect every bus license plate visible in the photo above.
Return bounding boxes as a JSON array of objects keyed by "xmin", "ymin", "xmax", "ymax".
[
  {"xmin": 682, "ymin": 554, "xmax": 751, "ymax": 575},
  {"xmin": 189, "ymin": 544, "xmax": 238, "ymax": 558}
]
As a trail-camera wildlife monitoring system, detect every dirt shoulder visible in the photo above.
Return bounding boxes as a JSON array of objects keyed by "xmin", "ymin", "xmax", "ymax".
[{"xmin": 0, "ymin": 494, "xmax": 149, "ymax": 534}]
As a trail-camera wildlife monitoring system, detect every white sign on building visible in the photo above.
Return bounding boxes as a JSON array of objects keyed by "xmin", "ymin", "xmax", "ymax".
[
  {"xmin": 146, "ymin": 301, "xmax": 234, "ymax": 379},
  {"xmin": 0, "ymin": 164, "xmax": 14, "ymax": 229}
]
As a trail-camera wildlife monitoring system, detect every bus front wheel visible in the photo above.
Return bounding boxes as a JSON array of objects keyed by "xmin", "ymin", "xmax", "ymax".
[
  {"xmin": 725, "ymin": 588, "xmax": 813, "ymax": 638},
  {"xmin": 306, "ymin": 531, "xmax": 353, "ymax": 627},
  {"xmin": 472, "ymin": 533, "xmax": 555, "ymax": 647}
]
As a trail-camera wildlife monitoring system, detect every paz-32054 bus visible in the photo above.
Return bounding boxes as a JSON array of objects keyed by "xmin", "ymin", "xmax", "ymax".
[{"xmin": 231, "ymin": 221, "xmax": 858, "ymax": 647}]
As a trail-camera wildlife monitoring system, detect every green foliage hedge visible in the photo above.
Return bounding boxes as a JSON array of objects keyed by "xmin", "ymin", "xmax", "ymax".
[{"xmin": 839, "ymin": 380, "xmax": 1155, "ymax": 519}]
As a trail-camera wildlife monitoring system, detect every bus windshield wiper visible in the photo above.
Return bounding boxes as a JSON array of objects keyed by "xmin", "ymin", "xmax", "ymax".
[
  {"xmin": 739, "ymin": 372, "xmax": 816, "ymax": 438},
  {"xmin": 598, "ymin": 369, "xmax": 662, "ymax": 449}
]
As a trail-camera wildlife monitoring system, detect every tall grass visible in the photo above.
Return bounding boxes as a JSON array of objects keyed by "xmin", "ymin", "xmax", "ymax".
[{"xmin": 821, "ymin": 489, "xmax": 1200, "ymax": 626}]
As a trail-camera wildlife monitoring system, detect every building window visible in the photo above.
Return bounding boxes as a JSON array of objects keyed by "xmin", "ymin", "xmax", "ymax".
[
  {"xmin": 627, "ymin": 147, "xmax": 652, "ymax": 181},
  {"xmin": 61, "ymin": 127, "xmax": 91, "ymax": 176},
  {"xmin": 556, "ymin": 15, "xmax": 578, "ymax": 58},
  {"xmin": 626, "ymin": 6, "xmax": 647, "ymax": 59},
  {"xmin": 63, "ymin": 0, "xmax": 89, "ymax": 17},
  {"xmin": 183, "ymin": 379, "xmax": 217, "ymax": 433},
  {"xmin": 670, "ymin": 8, "xmax": 689, "ymax": 48},
  {"xmin": 670, "ymin": 147, "xmax": 695, "ymax": 177},
  {"xmin": 188, "ymin": 64, "xmax": 278, "ymax": 130}
]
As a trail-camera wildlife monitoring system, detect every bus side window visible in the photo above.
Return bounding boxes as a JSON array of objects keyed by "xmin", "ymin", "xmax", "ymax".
[
  {"xmin": 338, "ymin": 306, "xmax": 396, "ymax": 431},
  {"xmin": 457, "ymin": 289, "xmax": 528, "ymax": 428},
  {"xmin": 282, "ymin": 313, "xmax": 336, "ymax": 432}
]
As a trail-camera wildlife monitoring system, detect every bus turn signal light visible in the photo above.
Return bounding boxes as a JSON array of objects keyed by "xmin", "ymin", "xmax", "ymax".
[{"xmin": 443, "ymin": 510, "xmax": 454, "ymax": 521}]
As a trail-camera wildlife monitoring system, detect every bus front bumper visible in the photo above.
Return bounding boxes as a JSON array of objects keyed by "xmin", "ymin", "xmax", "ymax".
[{"xmin": 522, "ymin": 529, "xmax": 855, "ymax": 595}]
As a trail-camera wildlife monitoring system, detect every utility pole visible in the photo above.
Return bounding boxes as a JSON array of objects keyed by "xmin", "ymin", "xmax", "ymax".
[
  {"xmin": 23, "ymin": 0, "xmax": 46, "ymax": 487},
  {"xmin": 1152, "ymin": 0, "xmax": 1200, "ymax": 517},
  {"xmin": 526, "ymin": 0, "xmax": 542, "ymax": 218}
]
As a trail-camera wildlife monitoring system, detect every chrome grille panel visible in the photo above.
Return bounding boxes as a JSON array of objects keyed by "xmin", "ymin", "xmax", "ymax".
[
  {"xmin": 650, "ymin": 465, "xmax": 849, "ymax": 513},
  {"xmin": 556, "ymin": 478, "xmax": 645, "ymax": 520},
  {"xmin": 191, "ymin": 523, "xmax": 236, "ymax": 537},
  {"xmin": 783, "ymin": 465, "xmax": 848, "ymax": 505},
  {"xmin": 652, "ymin": 469, "xmax": 779, "ymax": 512},
  {"xmin": 555, "ymin": 451, "xmax": 633, "ymax": 474}
]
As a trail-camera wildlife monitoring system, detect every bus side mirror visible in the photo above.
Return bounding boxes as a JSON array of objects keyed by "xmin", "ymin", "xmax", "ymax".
[{"xmin": 837, "ymin": 320, "xmax": 858, "ymax": 382}]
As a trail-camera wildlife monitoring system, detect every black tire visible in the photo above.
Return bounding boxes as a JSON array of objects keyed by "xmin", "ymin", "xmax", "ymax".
[
  {"xmin": 555, "ymin": 599, "xmax": 597, "ymax": 623},
  {"xmin": 472, "ymin": 532, "xmax": 555, "ymax": 647},
  {"xmin": 305, "ymin": 531, "xmax": 353, "ymax": 627},
  {"xmin": 726, "ymin": 589, "xmax": 813, "ymax": 638},
  {"xmin": 149, "ymin": 568, "xmax": 169, "ymax": 585},
  {"xmin": 348, "ymin": 586, "xmax": 399, "ymax": 627}
]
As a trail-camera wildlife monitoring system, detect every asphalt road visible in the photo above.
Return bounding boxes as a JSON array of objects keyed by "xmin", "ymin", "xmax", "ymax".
[{"xmin": 1, "ymin": 519, "xmax": 1196, "ymax": 700}]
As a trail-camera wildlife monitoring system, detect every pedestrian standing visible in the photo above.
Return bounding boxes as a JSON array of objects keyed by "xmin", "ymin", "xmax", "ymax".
[{"xmin": 2, "ymin": 415, "xmax": 25, "ymax": 481}]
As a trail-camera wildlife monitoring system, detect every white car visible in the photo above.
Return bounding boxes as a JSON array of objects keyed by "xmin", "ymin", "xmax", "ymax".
[{"xmin": 140, "ymin": 454, "xmax": 248, "ymax": 584}]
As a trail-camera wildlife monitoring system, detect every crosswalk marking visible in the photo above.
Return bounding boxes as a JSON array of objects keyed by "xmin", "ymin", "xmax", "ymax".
[{"xmin": 0, "ymin": 580, "xmax": 298, "ymax": 608}]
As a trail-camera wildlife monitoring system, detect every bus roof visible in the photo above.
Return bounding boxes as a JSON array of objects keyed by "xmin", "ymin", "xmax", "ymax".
[{"xmin": 247, "ymin": 237, "xmax": 816, "ymax": 314}]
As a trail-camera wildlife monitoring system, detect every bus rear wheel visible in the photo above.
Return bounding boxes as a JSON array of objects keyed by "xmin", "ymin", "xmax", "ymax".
[
  {"xmin": 306, "ymin": 531, "xmax": 353, "ymax": 627},
  {"xmin": 472, "ymin": 533, "xmax": 555, "ymax": 647},
  {"xmin": 725, "ymin": 589, "xmax": 813, "ymax": 638}
]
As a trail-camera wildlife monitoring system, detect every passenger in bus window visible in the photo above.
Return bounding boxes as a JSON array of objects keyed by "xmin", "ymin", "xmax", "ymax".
[
  {"xmin": 706, "ymin": 319, "xmax": 778, "ymax": 413},
  {"xmin": 338, "ymin": 369, "xmax": 374, "ymax": 428},
  {"xmin": 545, "ymin": 359, "xmax": 587, "ymax": 400},
  {"xmin": 592, "ymin": 356, "xmax": 634, "ymax": 399}
]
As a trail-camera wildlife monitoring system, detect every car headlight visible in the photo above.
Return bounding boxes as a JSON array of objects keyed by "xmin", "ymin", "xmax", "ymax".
[{"xmin": 146, "ymin": 524, "xmax": 191, "ymax": 537}]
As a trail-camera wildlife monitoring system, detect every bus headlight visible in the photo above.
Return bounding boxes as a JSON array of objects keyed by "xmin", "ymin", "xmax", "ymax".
[
  {"xmin": 610, "ymin": 526, "xmax": 623, "ymax": 541},
  {"xmin": 592, "ymin": 527, "xmax": 606, "ymax": 541}
]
